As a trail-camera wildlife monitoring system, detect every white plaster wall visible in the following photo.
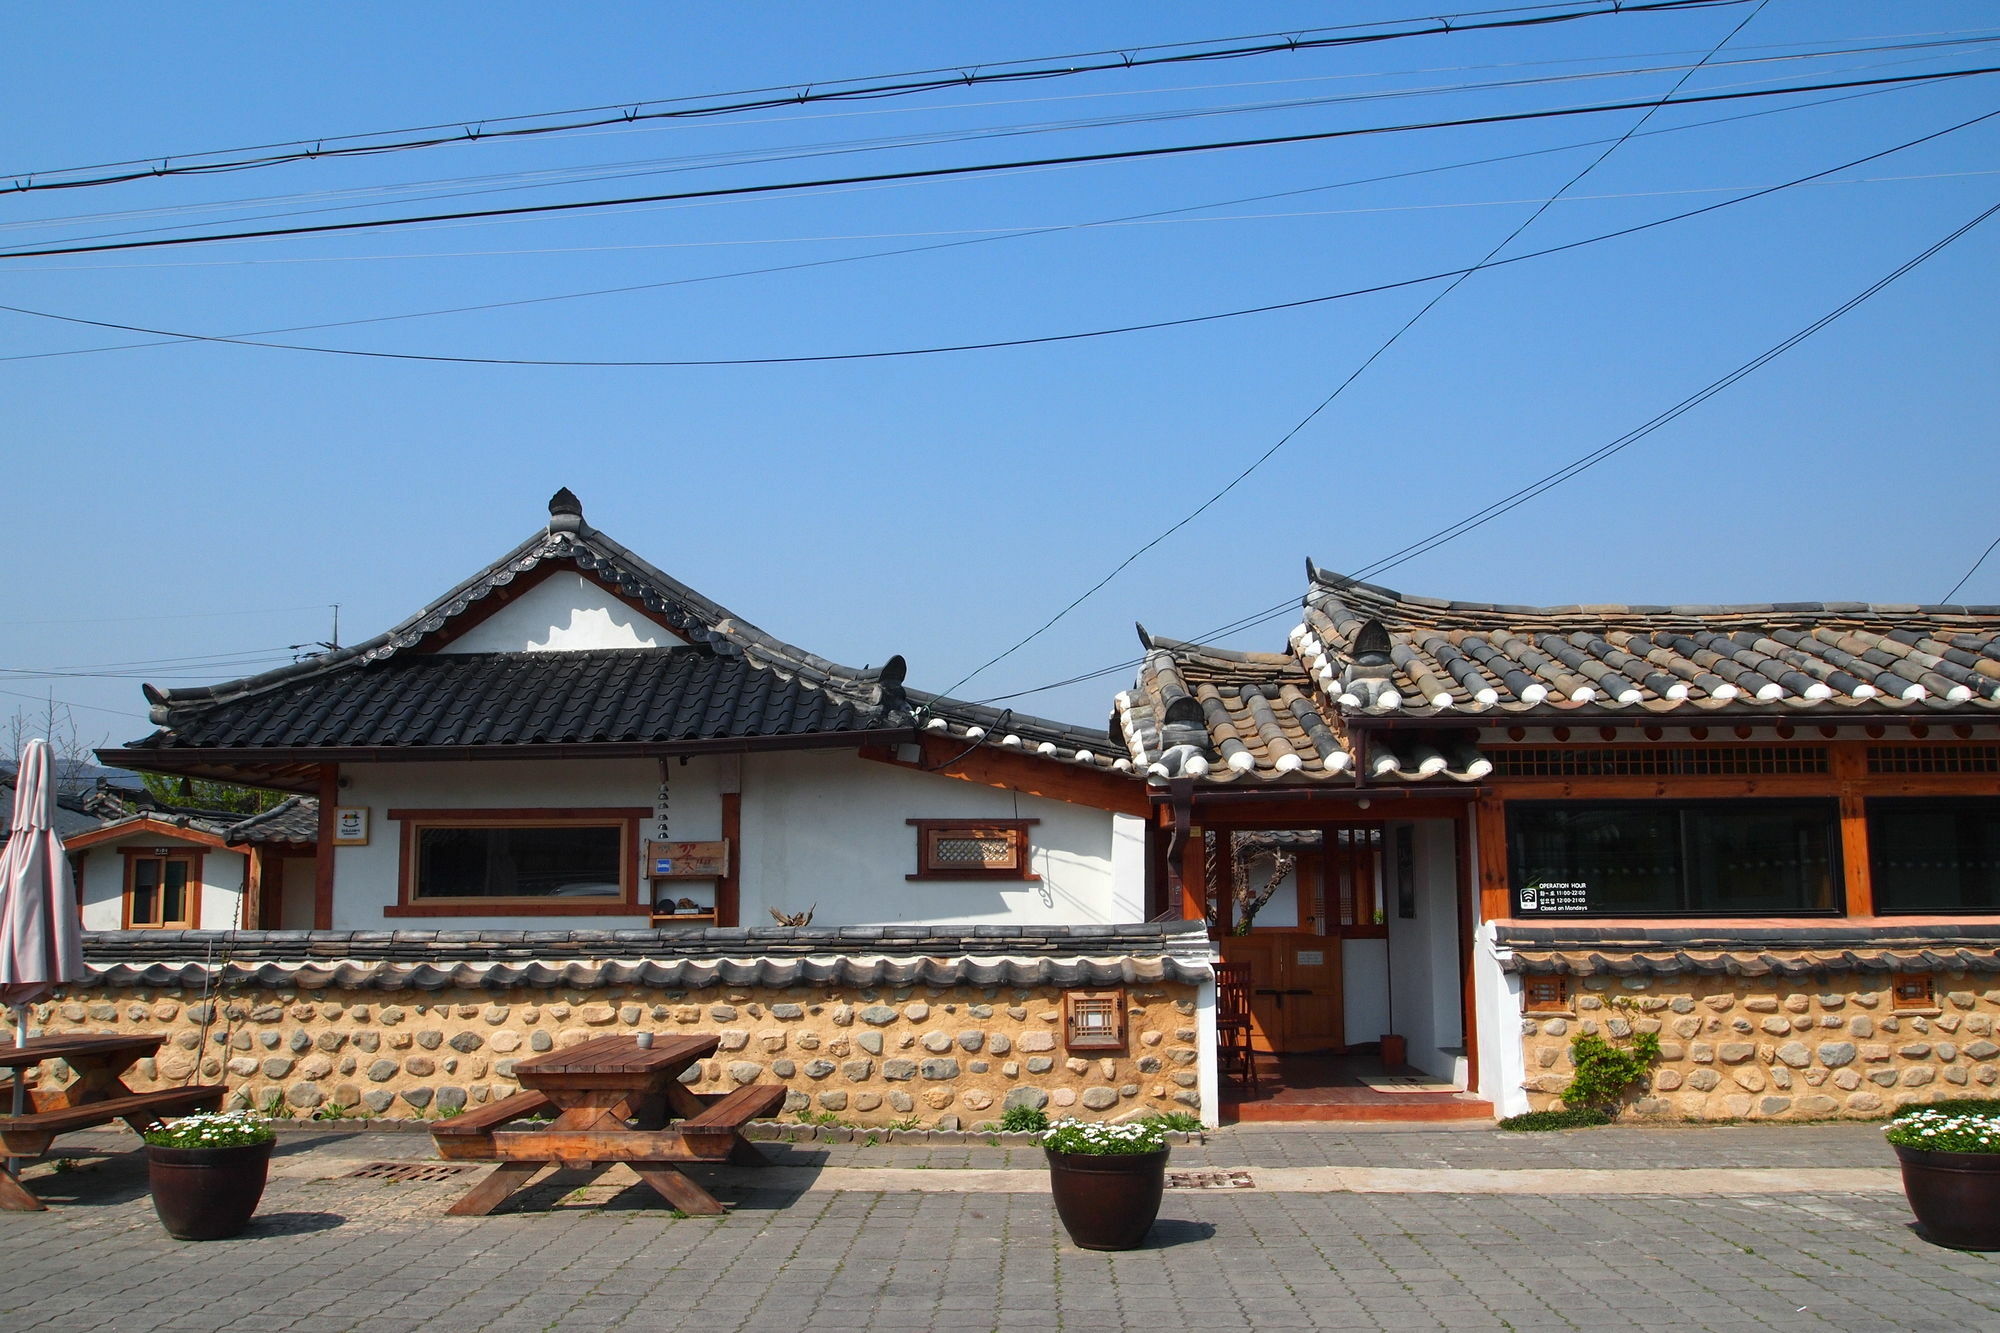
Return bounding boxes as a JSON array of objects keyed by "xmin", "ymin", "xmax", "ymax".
[
  {"xmin": 1342, "ymin": 938, "xmax": 1391, "ymax": 1047},
  {"xmin": 76, "ymin": 837, "xmax": 245, "ymax": 931},
  {"xmin": 435, "ymin": 571, "xmax": 686, "ymax": 653},
  {"xmin": 331, "ymin": 758, "xmax": 699, "ymax": 930},
  {"xmin": 739, "ymin": 749, "xmax": 1129, "ymax": 927},
  {"xmin": 1477, "ymin": 923, "xmax": 1531, "ymax": 1116},
  {"xmin": 1385, "ymin": 820, "xmax": 1464, "ymax": 1081},
  {"xmin": 1109, "ymin": 814, "xmax": 1145, "ymax": 923}
]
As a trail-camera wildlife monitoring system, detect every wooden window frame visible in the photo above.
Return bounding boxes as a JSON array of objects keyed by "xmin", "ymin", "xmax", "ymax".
[
  {"xmin": 906, "ymin": 818, "xmax": 1040, "ymax": 882},
  {"xmin": 383, "ymin": 807, "xmax": 650, "ymax": 918},
  {"xmin": 122, "ymin": 847, "xmax": 203, "ymax": 930},
  {"xmin": 1064, "ymin": 989, "xmax": 1127, "ymax": 1050},
  {"xmin": 1891, "ymin": 973, "xmax": 1937, "ymax": 1012},
  {"xmin": 1521, "ymin": 975, "xmax": 1571, "ymax": 1014}
]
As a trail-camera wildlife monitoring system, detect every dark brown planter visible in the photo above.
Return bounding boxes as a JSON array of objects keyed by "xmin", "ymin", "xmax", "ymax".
[
  {"xmin": 1046, "ymin": 1146, "xmax": 1169, "ymax": 1250},
  {"xmin": 1893, "ymin": 1143, "xmax": 2000, "ymax": 1251},
  {"xmin": 148, "ymin": 1140, "xmax": 274, "ymax": 1241}
]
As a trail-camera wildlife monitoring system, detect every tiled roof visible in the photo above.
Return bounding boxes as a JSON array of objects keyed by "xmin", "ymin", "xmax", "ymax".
[
  {"xmin": 1303, "ymin": 564, "xmax": 2000, "ymax": 717},
  {"xmin": 114, "ymin": 490, "xmax": 1118, "ymax": 777},
  {"xmin": 69, "ymin": 796, "xmax": 321, "ymax": 848},
  {"xmin": 78, "ymin": 921, "xmax": 1216, "ymax": 989},
  {"xmin": 1497, "ymin": 923, "xmax": 2000, "ymax": 977},
  {"xmin": 138, "ymin": 649, "xmax": 880, "ymax": 750},
  {"xmin": 0, "ymin": 779, "xmax": 104, "ymax": 842}
]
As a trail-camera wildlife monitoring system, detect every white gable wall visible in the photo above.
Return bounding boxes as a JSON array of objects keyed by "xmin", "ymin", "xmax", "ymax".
[
  {"xmin": 435, "ymin": 571, "xmax": 686, "ymax": 653},
  {"xmin": 75, "ymin": 833, "xmax": 246, "ymax": 931}
]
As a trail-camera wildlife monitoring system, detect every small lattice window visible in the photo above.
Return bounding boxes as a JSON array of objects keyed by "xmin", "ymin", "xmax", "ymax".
[
  {"xmin": 1065, "ymin": 989, "xmax": 1127, "ymax": 1050},
  {"xmin": 1489, "ymin": 746, "xmax": 1828, "ymax": 778},
  {"xmin": 1869, "ymin": 745, "xmax": 2000, "ymax": 775},
  {"xmin": 907, "ymin": 819, "xmax": 1039, "ymax": 881},
  {"xmin": 1891, "ymin": 973, "xmax": 1936, "ymax": 1011},
  {"xmin": 1522, "ymin": 976, "xmax": 1570, "ymax": 1013}
]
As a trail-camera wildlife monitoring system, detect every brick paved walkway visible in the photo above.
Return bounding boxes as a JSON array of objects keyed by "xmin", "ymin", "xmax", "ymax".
[{"xmin": 3, "ymin": 1124, "xmax": 1995, "ymax": 1332}]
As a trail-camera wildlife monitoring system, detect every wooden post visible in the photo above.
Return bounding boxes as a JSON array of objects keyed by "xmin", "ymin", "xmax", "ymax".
[
  {"xmin": 1179, "ymin": 822, "xmax": 1207, "ymax": 923},
  {"xmin": 1455, "ymin": 808, "xmax": 1480, "ymax": 1095},
  {"xmin": 241, "ymin": 845, "xmax": 264, "ymax": 931},
  {"xmin": 1833, "ymin": 741, "xmax": 1873, "ymax": 917},
  {"xmin": 313, "ymin": 765, "xmax": 338, "ymax": 930},
  {"xmin": 1473, "ymin": 792, "xmax": 1510, "ymax": 924},
  {"xmin": 716, "ymin": 754, "xmax": 742, "ymax": 927}
]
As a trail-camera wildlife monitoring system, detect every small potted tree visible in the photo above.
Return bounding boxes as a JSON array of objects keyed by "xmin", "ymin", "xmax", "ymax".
[
  {"xmin": 1885, "ymin": 1101, "xmax": 2000, "ymax": 1250},
  {"xmin": 144, "ymin": 1110, "xmax": 276, "ymax": 1241},
  {"xmin": 1043, "ymin": 1117, "xmax": 1170, "ymax": 1250}
]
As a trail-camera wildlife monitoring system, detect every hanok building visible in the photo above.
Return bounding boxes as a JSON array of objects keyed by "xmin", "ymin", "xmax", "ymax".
[
  {"xmin": 58, "ymin": 491, "xmax": 1212, "ymax": 1126},
  {"xmin": 1119, "ymin": 564, "xmax": 2000, "ymax": 1121}
]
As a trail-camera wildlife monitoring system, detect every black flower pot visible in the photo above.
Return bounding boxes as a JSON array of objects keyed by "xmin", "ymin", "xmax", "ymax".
[
  {"xmin": 1893, "ymin": 1143, "xmax": 2000, "ymax": 1251},
  {"xmin": 1045, "ymin": 1146, "xmax": 1169, "ymax": 1250},
  {"xmin": 148, "ymin": 1140, "xmax": 274, "ymax": 1241}
]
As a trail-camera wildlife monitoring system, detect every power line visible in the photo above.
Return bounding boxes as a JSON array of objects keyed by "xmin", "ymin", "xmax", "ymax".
[
  {"xmin": 975, "ymin": 162, "xmax": 2000, "ymax": 708},
  {"xmin": 7, "ymin": 79, "xmax": 1935, "ymax": 366},
  {"xmin": 3, "ymin": 64, "xmax": 1992, "ymax": 265},
  {"xmin": 933, "ymin": 0, "xmax": 1771, "ymax": 704},
  {"xmin": 9, "ymin": 97, "xmax": 1995, "ymax": 373},
  {"xmin": 1942, "ymin": 536, "xmax": 2000, "ymax": 602},
  {"xmin": 3, "ymin": 0, "xmax": 1752, "ymax": 194}
]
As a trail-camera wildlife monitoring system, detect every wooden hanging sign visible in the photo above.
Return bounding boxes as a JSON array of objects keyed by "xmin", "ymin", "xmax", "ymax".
[{"xmin": 646, "ymin": 840, "xmax": 729, "ymax": 879}]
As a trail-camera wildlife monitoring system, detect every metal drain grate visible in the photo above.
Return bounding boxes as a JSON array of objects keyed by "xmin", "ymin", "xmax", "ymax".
[
  {"xmin": 1166, "ymin": 1169, "xmax": 1254, "ymax": 1191},
  {"xmin": 348, "ymin": 1161, "xmax": 475, "ymax": 1183}
]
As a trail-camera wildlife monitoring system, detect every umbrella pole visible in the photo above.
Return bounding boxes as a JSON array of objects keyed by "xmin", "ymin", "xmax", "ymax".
[{"xmin": 7, "ymin": 1004, "xmax": 24, "ymax": 1181}]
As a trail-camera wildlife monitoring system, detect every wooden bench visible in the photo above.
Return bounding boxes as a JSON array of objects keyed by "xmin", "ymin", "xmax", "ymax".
[
  {"xmin": 430, "ymin": 1090, "xmax": 555, "ymax": 1144},
  {"xmin": 0, "ymin": 1085, "xmax": 227, "ymax": 1159},
  {"xmin": 677, "ymin": 1083, "xmax": 785, "ymax": 1164}
]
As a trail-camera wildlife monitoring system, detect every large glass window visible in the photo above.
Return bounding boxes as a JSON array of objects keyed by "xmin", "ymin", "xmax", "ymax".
[
  {"xmin": 1508, "ymin": 800, "xmax": 1839, "ymax": 917},
  {"xmin": 414, "ymin": 824, "xmax": 625, "ymax": 900},
  {"xmin": 1868, "ymin": 798, "xmax": 2000, "ymax": 914}
]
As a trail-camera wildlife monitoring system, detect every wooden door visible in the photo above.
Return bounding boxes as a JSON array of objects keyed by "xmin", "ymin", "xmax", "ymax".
[{"xmin": 1219, "ymin": 933, "xmax": 1344, "ymax": 1055}]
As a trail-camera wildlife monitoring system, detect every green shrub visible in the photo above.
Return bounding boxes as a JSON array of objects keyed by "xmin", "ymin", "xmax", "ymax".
[
  {"xmin": 1562, "ymin": 1029, "xmax": 1662, "ymax": 1112},
  {"xmin": 1893, "ymin": 1097, "xmax": 2000, "ymax": 1120},
  {"xmin": 1884, "ymin": 1108, "xmax": 2000, "ymax": 1153},
  {"xmin": 999, "ymin": 1104, "xmax": 1050, "ymax": 1133},
  {"xmin": 1498, "ymin": 1108, "xmax": 1612, "ymax": 1132},
  {"xmin": 142, "ymin": 1111, "xmax": 275, "ymax": 1149},
  {"xmin": 1042, "ymin": 1118, "xmax": 1168, "ymax": 1155},
  {"xmin": 1142, "ymin": 1111, "xmax": 1203, "ymax": 1134}
]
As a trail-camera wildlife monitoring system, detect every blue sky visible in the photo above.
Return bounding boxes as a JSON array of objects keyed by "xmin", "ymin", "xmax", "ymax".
[{"xmin": 5, "ymin": 1, "xmax": 1998, "ymax": 747}]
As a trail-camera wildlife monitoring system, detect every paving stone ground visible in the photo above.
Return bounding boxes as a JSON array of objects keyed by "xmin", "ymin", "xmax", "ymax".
[{"xmin": 3, "ymin": 1123, "xmax": 1996, "ymax": 1332}]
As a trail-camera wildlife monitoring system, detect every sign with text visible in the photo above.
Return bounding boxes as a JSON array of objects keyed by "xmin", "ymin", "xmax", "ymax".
[
  {"xmin": 1517, "ymin": 881, "xmax": 1590, "ymax": 913},
  {"xmin": 646, "ymin": 839, "xmax": 729, "ymax": 879},
  {"xmin": 332, "ymin": 807, "xmax": 369, "ymax": 846}
]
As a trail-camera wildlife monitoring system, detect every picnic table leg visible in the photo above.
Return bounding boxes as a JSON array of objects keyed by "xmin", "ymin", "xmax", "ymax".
[
  {"xmin": 630, "ymin": 1164, "xmax": 726, "ymax": 1216},
  {"xmin": 728, "ymin": 1137, "xmax": 771, "ymax": 1167},
  {"xmin": 0, "ymin": 1165, "xmax": 47, "ymax": 1212},
  {"xmin": 446, "ymin": 1161, "xmax": 546, "ymax": 1217}
]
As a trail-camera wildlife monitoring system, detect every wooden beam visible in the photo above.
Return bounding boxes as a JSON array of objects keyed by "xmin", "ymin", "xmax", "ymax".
[
  {"xmin": 867, "ymin": 738, "xmax": 1148, "ymax": 816},
  {"xmin": 1833, "ymin": 742, "xmax": 1874, "ymax": 917},
  {"xmin": 1179, "ymin": 822, "xmax": 1207, "ymax": 923},
  {"xmin": 1473, "ymin": 792, "xmax": 1510, "ymax": 925},
  {"xmin": 717, "ymin": 790, "xmax": 742, "ymax": 928},
  {"xmin": 1454, "ymin": 808, "xmax": 1480, "ymax": 1095},
  {"xmin": 314, "ymin": 765, "xmax": 338, "ymax": 930},
  {"xmin": 1195, "ymin": 796, "xmax": 1474, "ymax": 827},
  {"xmin": 241, "ymin": 845, "xmax": 264, "ymax": 931}
]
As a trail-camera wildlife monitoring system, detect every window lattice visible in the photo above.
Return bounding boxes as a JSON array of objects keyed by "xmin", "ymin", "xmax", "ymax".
[
  {"xmin": 1868, "ymin": 745, "xmax": 2000, "ymax": 775},
  {"xmin": 934, "ymin": 834, "xmax": 1017, "ymax": 868},
  {"xmin": 1490, "ymin": 746, "xmax": 1828, "ymax": 779}
]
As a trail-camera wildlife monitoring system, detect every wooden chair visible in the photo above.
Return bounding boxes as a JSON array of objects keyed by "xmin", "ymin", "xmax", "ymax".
[{"xmin": 1214, "ymin": 962, "xmax": 1259, "ymax": 1094}]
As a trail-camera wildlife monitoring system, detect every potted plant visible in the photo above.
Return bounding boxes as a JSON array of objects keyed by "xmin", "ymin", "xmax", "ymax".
[
  {"xmin": 143, "ymin": 1110, "xmax": 276, "ymax": 1241},
  {"xmin": 1885, "ymin": 1102, "xmax": 2000, "ymax": 1251},
  {"xmin": 1043, "ymin": 1117, "xmax": 1170, "ymax": 1251}
]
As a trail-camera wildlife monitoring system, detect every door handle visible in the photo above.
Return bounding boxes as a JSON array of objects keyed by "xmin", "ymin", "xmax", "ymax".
[
  {"xmin": 1253, "ymin": 988, "xmax": 1283, "ymax": 996},
  {"xmin": 1283, "ymin": 989, "xmax": 1312, "ymax": 996}
]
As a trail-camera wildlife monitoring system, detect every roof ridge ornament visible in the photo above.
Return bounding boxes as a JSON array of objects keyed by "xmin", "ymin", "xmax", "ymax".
[{"xmin": 548, "ymin": 487, "xmax": 584, "ymax": 534}]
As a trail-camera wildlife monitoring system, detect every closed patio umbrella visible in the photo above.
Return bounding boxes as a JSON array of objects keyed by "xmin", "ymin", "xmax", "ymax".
[{"xmin": 0, "ymin": 740, "xmax": 86, "ymax": 1176}]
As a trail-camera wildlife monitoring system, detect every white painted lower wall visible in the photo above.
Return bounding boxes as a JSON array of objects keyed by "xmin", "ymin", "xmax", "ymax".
[
  {"xmin": 76, "ymin": 837, "xmax": 245, "ymax": 932},
  {"xmin": 1342, "ymin": 938, "xmax": 1391, "ymax": 1046},
  {"xmin": 325, "ymin": 750, "xmax": 1140, "ymax": 930}
]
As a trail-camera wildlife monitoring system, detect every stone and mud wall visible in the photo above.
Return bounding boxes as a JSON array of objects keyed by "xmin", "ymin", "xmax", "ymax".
[
  {"xmin": 1519, "ymin": 970, "xmax": 2000, "ymax": 1120},
  {"xmin": 14, "ymin": 981, "xmax": 1204, "ymax": 1129}
]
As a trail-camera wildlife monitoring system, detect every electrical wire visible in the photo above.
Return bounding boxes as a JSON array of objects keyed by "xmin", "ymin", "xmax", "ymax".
[
  {"xmin": 2, "ymin": 64, "xmax": 1992, "ymax": 264},
  {"xmin": 5, "ymin": 78, "xmax": 1940, "ymax": 369},
  {"xmin": 2, "ymin": 0, "xmax": 1752, "ymax": 193},
  {"xmin": 932, "ymin": 0, "xmax": 1772, "ymax": 703},
  {"xmin": 1941, "ymin": 536, "xmax": 2000, "ymax": 603},
  {"xmin": 7, "ymin": 97, "xmax": 1992, "ymax": 374}
]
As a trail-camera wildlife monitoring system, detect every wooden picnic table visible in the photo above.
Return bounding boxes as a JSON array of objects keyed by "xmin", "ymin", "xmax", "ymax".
[
  {"xmin": 0, "ymin": 1032, "xmax": 226, "ymax": 1211},
  {"xmin": 430, "ymin": 1033, "xmax": 784, "ymax": 1217}
]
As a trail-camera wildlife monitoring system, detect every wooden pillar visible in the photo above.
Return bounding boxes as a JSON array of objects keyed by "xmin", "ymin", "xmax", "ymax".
[
  {"xmin": 1162, "ymin": 779, "xmax": 1194, "ymax": 919},
  {"xmin": 715, "ymin": 754, "xmax": 742, "ymax": 927},
  {"xmin": 1455, "ymin": 808, "xmax": 1480, "ymax": 1094},
  {"xmin": 1473, "ymin": 792, "xmax": 1510, "ymax": 923},
  {"xmin": 1179, "ymin": 820, "xmax": 1207, "ymax": 923},
  {"xmin": 313, "ymin": 765, "xmax": 338, "ymax": 930},
  {"xmin": 242, "ymin": 844, "xmax": 265, "ymax": 931},
  {"xmin": 1833, "ymin": 741, "xmax": 1874, "ymax": 917}
]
